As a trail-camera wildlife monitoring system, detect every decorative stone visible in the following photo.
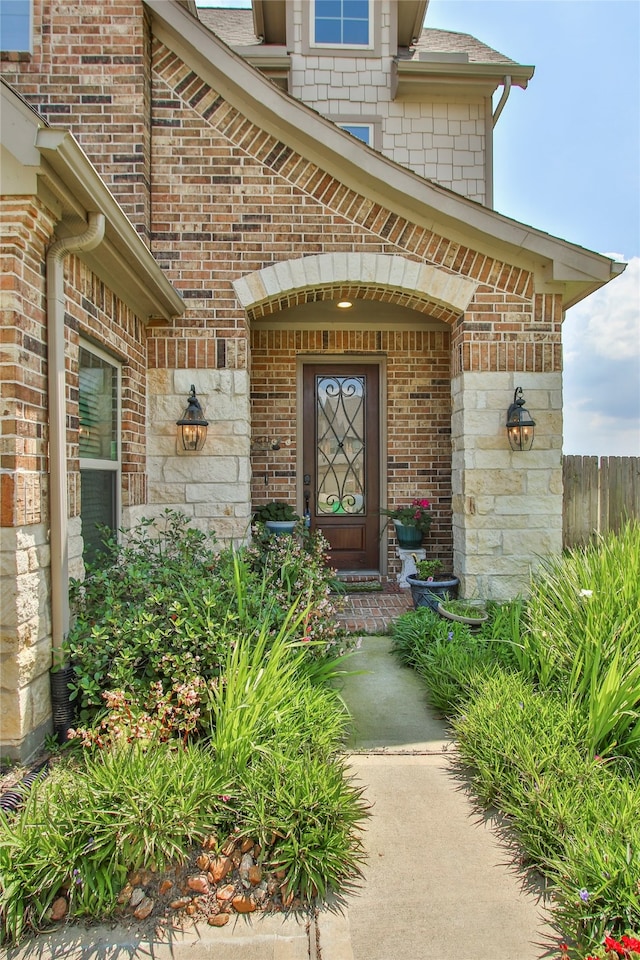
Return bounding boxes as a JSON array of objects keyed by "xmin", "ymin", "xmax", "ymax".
[
  {"xmin": 239, "ymin": 852, "xmax": 254, "ymax": 880},
  {"xmin": 50, "ymin": 896, "xmax": 68, "ymax": 921},
  {"xmin": 133, "ymin": 896, "xmax": 155, "ymax": 920},
  {"xmin": 210, "ymin": 855, "xmax": 233, "ymax": 882},
  {"xmin": 159, "ymin": 880, "xmax": 173, "ymax": 896},
  {"xmin": 170, "ymin": 897, "xmax": 192, "ymax": 910},
  {"xmin": 129, "ymin": 887, "xmax": 146, "ymax": 908},
  {"xmin": 208, "ymin": 913, "xmax": 230, "ymax": 926},
  {"xmin": 232, "ymin": 894, "xmax": 256, "ymax": 913},
  {"xmin": 117, "ymin": 883, "xmax": 133, "ymax": 905},
  {"xmin": 187, "ymin": 875, "xmax": 210, "ymax": 895},
  {"xmin": 216, "ymin": 883, "xmax": 236, "ymax": 902},
  {"xmin": 248, "ymin": 866, "xmax": 263, "ymax": 886}
]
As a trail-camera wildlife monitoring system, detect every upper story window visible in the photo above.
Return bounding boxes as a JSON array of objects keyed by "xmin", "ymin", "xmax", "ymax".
[
  {"xmin": 0, "ymin": 0, "xmax": 32, "ymax": 54},
  {"xmin": 339, "ymin": 123, "xmax": 372, "ymax": 145},
  {"xmin": 79, "ymin": 344, "xmax": 120, "ymax": 563},
  {"xmin": 313, "ymin": 0, "xmax": 371, "ymax": 48}
]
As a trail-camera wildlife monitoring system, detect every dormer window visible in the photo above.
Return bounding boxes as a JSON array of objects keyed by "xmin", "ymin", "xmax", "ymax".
[
  {"xmin": 339, "ymin": 123, "xmax": 373, "ymax": 146},
  {"xmin": 313, "ymin": 0, "xmax": 371, "ymax": 48},
  {"xmin": 0, "ymin": 0, "xmax": 32, "ymax": 54}
]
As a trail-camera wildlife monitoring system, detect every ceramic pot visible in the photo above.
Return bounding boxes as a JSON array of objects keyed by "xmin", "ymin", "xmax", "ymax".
[
  {"xmin": 264, "ymin": 520, "xmax": 297, "ymax": 536},
  {"xmin": 393, "ymin": 520, "xmax": 423, "ymax": 549},
  {"xmin": 406, "ymin": 574, "xmax": 459, "ymax": 610}
]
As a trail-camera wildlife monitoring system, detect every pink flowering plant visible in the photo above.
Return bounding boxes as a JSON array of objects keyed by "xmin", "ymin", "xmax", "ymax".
[{"xmin": 381, "ymin": 497, "xmax": 432, "ymax": 534}]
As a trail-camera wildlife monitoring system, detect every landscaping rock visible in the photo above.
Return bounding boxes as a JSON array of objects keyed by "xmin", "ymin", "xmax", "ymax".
[
  {"xmin": 187, "ymin": 875, "xmax": 210, "ymax": 895},
  {"xmin": 50, "ymin": 896, "xmax": 68, "ymax": 921},
  {"xmin": 232, "ymin": 894, "xmax": 256, "ymax": 913},
  {"xmin": 117, "ymin": 883, "xmax": 133, "ymax": 905},
  {"xmin": 208, "ymin": 912, "xmax": 230, "ymax": 926},
  {"xmin": 129, "ymin": 887, "xmax": 146, "ymax": 908},
  {"xmin": 216, "ymin": 883, "xmax": 236, "ymax": 902},
  {"xmin": 210, "ymin": 855, "xmax": 233, "ymax": 882},
  {"xmin": 170, "ymin": 897, "xmax": 192, "ymax": 910},
  {"xmin": 133, "ymin": 896, "xmax": 155, "ymax": 920}
]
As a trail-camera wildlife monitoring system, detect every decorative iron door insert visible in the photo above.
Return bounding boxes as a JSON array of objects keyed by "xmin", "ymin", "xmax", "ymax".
[{"xmin": 302, "ymin": 364, "xmax": 380, "ymax": 570}]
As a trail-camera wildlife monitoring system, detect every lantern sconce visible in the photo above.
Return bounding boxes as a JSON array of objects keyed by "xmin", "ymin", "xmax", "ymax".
[
  {"xmin": 176, "ymin": 384, "xmax": 209, "ymax": 452},
  {"xmin": 506, "ymin": 387, "xmax": 536, "ymax": 452}
]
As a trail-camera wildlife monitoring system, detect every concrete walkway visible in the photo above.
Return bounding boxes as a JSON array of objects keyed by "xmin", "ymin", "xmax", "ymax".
[
  {"xmin": 7, "ymin": 621, "xmax": 559, "ymax": 960},
  {"xmin": 317, "ymin": 635, "xmax": 558, "ymax": 960}
]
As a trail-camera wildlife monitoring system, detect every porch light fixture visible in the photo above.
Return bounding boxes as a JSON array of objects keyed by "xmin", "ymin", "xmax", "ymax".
[
  {"xmin": 506, "ymin": 387, "xmax": 536, "ymax": 452},
  {"xmin": 177, "ymin": 384, "xmax": 209, "ymax": 452},
  {"xmin": 337, "ymin": 300, "xmax": 353, "ymax": 309}
]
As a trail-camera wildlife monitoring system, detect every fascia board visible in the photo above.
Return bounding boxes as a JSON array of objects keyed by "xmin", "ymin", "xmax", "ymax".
[
  {"xmin": 398, "ymin": 1, "xmax": 429, "ymax": 45},
  {"xmin": 395, "ymin": 59, "xmax": 534, "ymax": 91},
  {"xmin": 146, "ymin": 1, "xmax": 620, "ymax": 303},
  {"xmin": 35, "ymin": 129, "xmax": 184, "ymax": 320}
]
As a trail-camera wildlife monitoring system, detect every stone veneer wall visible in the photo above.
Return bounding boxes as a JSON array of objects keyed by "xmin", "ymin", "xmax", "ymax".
[
  {"xmin": 288, "ymin": 0, "xmax": 487, "ymax": 202},
  {"xmin": 250, "ymin": 326, "xmax": 454, "ymax": 575},
  {"xmin": 452, "ymin": 370, "xmax": 564, "ymax": 601}
]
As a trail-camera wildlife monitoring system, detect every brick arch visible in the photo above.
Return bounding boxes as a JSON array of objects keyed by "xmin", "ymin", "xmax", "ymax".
[{"xmin": 233, "ymin": 253, "xmax": 477, "ymax": 324}]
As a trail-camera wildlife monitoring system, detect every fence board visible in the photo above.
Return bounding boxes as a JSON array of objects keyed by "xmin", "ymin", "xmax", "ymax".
[{"xmin": 563, "ymin": 455, "xmax": 640, "ymax": 549}]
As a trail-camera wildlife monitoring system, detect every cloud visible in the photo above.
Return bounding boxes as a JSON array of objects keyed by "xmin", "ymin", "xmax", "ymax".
[{"xmin": 563, "ymin": 256, "xmax": 640, "ymax": 456}]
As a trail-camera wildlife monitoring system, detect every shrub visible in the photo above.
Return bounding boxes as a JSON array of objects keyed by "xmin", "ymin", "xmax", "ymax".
[
  {"xmin": 454, "ymin": 670, "xmax": 640, "ymax": 951},
  {"xmin": 525, "ymin": 521, "xmax": 640, "ymax": 761}
]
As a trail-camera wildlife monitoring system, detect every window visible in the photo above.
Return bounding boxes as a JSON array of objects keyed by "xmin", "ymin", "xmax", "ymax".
[
  {"xmin": 313, "ymin": 0, "xmax": 370, "ymax": 47},
  {"xmin": 0, "ymin": 0, "xmax": 31, "ymax": 53},
  {"xmin": 339, "ymin": 123, "xmax": 372, "ymax": 145},
  {"xmin": 78, "ymin": 344, "xmax": 120, "ymax": 563}
]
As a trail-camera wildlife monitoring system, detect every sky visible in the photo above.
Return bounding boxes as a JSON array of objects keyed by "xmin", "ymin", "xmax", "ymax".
[{"xmin": 196, "ymin": 0, "xmax": 640, "ymax": 456}]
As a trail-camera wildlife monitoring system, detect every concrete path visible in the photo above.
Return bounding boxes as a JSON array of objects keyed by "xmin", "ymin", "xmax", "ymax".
[
  {"xmin": 317, "ymin": 635, "xmax": 558, "ymax": 960},
  {"xmin": 7, "ymin": 632, "xmax": 559, "ymax": 960}
]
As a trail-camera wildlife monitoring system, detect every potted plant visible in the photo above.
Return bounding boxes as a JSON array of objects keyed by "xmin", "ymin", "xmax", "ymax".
[
  {"xmin": 253, "ymin": 501, "xmax": 300, "ymax": 536},
  {"xmin": 406, "ymin": 557, "xmax": 459, "ymax": 610},
  {"xmin": 380, "ymin": 497, "xmax": 432, "ymax": 548},
  {"xmin": 436, "ymin": 598, "xmax": 488, "ymax": 627}
]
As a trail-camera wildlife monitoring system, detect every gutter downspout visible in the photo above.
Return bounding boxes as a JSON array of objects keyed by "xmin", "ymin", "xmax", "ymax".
[
  {"xmin": 492, "ymin": 75, "xmax": 512, "ymax": 128},
  {"xmin": 47, "ymin": 212, "xmax": 105, "ymax": 740}
]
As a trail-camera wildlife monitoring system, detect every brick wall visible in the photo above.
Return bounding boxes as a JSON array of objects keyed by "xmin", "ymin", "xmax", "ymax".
[
  {"xmin": 0, "ymin": 0, "xmax": 152, "ymax": 240},
  {"xmin": 0, "ymin": 192, "xmax": 147, "ymax": 759},
  {"xmin": 250, "ymin": 327, "xmax": 454, "ymax": 573}
]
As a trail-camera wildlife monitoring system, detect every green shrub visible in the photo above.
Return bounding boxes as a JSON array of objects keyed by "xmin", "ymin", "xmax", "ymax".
[
  {"xmin": 65, "ymin": 514, "xmax": 350, "ymax": 732},
  {"xmin": 453, "ymin": 669, "xmax": 640, "ymax": 951},
  {"xmin": 525, "ymin": 520, "xmax": 640, "ymax": 761},
  {"xmin": 0, "ymin": 741, "xmax": 232, "ymax": 942}
]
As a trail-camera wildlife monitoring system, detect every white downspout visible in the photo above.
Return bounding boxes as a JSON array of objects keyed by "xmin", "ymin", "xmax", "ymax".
[{"xmin": 46, "ymin": 212, "xmax": 105, "ymax": 660}]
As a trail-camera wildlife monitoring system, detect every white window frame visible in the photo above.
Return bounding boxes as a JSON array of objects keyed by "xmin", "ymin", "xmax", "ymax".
[
  {"xmin": 338, "ymin": 122, "xmax": 374, "ymax": 146},
  {"xmin": 310, "ymin": 0, "xmax": 373, "ymax": 51},
  {"xmin": 0, "ymin": 0, "xmax": 32, "ymax": 54},
  {"xmin": 78, "ymin": 341, "xmax": 121, "ymax": 554}
]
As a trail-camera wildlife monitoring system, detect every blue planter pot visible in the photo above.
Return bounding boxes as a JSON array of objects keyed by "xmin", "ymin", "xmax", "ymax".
[
  {"xmin": 265, "ymin": 520, "xmax": 297, "ymax": 536},
  {"xmin": 406, "ymin": 575, "xmax": 459, "ymax": 611}
]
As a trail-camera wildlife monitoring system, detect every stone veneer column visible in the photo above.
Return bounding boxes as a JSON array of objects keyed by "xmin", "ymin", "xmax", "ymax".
[
  {"xmin": 451, "ymin": 371, "xmax": 563, "ymax": 601},
  {"xmin": 146, "ymin": 369, "xmax": 252, "ymax": 542}
]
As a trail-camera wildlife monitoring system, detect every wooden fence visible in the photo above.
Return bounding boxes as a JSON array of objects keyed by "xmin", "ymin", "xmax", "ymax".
[{"xmin": 563, "ymin": 456, "xmax": 640, "ymax": 549}]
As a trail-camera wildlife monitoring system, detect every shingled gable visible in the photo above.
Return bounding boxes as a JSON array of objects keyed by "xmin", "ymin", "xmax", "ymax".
[{"xmin": 146, "ymin": 0, "xmax": 623, "ymax": 309}]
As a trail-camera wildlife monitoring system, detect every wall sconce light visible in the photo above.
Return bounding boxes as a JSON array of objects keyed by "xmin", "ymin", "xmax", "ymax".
[
  {"xmin": 506, "ymin": 386, "xmax": 536, "ymax": 452},
  {"xmin": 176, "ymin": 384, "xmax": 208, "ymax": 452}
]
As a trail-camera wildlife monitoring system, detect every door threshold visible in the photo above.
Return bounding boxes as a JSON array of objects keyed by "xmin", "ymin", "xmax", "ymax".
[{"xmin": 336, "ymin": 571, "xmax": 381, "ymax": 579}]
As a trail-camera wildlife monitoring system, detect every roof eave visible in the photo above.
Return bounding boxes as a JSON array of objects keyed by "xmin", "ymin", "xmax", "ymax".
[
  {"xmin": 35, "ymin": 128, "xmax": 184, "ymax": 321},
  {"xmin": 146, "ymin": 1, "xmax": 620, "ymax": 307}
]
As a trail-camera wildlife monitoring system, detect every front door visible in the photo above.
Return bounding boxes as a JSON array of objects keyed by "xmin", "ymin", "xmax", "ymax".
[{"xmin": 302, "ymin": 364, "xmax": 380, "ymax": 570}]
